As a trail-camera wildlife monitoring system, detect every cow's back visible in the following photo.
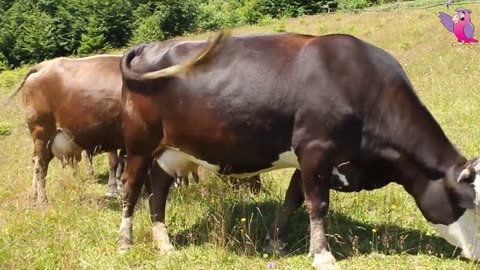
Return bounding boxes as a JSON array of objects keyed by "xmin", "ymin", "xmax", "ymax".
[{"xmin": 23, "ymin": 55, "xmax": 123, "ymax": 152}]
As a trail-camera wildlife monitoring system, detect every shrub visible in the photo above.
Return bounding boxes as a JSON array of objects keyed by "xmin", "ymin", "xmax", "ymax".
[
  {"xmin": 130, "ymin": 14, "xmax": 165, "ymax": 45},
  {"xmin": 196, "ymin": 0, "xmax": 246, "ymax": 31}
]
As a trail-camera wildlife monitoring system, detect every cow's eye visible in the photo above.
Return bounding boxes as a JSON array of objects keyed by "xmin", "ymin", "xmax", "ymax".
[{"xmin": 460, "ymin": 14, "xmax": 465, "ymax": 20}]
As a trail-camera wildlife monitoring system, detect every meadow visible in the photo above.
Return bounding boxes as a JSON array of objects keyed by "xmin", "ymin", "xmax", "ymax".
[{"xmin": 1, "ymin": 4, "xmax": 480, "ymax": 270}]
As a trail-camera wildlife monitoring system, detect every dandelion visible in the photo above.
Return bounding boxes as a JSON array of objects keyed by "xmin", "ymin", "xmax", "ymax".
[
  {"xmin": 372, "ymin": 228, "xmax": 377, "ymax": 233},
  {"xmin": 390, "ymin": 203, "xmax": 397, "ymax": 210},
  {"xmin": 267, "ymin": 262, "xmax": 275, "ymax": 268},
  {"xmin": 263, "ymin": 253, "xmax": 269, "ymax": 259},
  {"xmin": 241, "ymin": 217, "xmax": 246, "ymax": 223}
]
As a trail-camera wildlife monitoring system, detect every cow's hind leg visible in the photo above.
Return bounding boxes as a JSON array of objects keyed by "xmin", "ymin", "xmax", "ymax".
[
  {"xmin": 298, "ymin": 141, "xmax": 338, "ymax": 270},
  {"xmin": 118, "ymin": 155, "xmax": 149, "ymax": 253},
  {"xmin": 106, "ymin": 151, "xmax": 120, "ymax": 197},
  {"xmin": 267, "ymin": 169, "xmax": 304, "ymax": 255},
  {"xmin": 29, "ymin": 124, "xmax": 54, "ymax": 205},
  {"xmin": 146, "ymin": 164, "xmax": 175, "ymax": 254}
]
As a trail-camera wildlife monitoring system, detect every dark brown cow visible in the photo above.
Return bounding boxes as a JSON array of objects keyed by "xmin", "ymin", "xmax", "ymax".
[
  {"xmin": 4, "ymin": 55, "xmax": 126, "ymax": 203},
  {"xmin": 3, "ymin": 55, "xmax": 259, "ymax": 203},
  {"xmin": 119, "ymin": 31, "xmax": 480, "ymax": 269}
]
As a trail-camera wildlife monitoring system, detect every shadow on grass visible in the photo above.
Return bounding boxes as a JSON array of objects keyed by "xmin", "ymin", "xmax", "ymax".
[
  {"xmin": 170, "ymin": 199, "xmax": 460, "ymax": 262},
  {"xmin": 95, "ymin": 171, "xmax": 110, "ymax": 186}
]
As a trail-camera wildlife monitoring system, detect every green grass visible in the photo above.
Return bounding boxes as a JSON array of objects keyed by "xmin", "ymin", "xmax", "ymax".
[{"xmin": 1, "ymin": 5, "xmax": 480, "ymax": 270}]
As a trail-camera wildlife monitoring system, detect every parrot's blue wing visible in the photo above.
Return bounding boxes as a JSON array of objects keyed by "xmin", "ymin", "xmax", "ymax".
[
  {"xmin": 439, "ymin": 12, "xmax": 454, "ymax": 32},
  {"xmin": 464, "ymin": 22, "xmax": 475, "ymax": 38}
]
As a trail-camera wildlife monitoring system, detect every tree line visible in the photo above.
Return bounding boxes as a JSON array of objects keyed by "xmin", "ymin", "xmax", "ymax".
[{"xmin": 0, "ymin": 0, "xmax": 391, "ymax": 70}]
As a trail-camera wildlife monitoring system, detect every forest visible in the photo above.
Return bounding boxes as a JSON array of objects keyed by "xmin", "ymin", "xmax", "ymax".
[{"xmin": 0, "ymin": 0, "xmax": 394, "ymax": 70}]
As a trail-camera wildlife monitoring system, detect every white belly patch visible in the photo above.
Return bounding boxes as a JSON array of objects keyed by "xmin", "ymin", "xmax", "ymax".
[
  {"xmin": 156, "ymin": 148, "xmax": 302, "ymax": 178},
  {"xmin": 155, "ymin": 147, "xmax": 349, "ymax": 183},
  {"xmin": 156, "ymin": 149, "xmax": 216, "ymax": 177}
]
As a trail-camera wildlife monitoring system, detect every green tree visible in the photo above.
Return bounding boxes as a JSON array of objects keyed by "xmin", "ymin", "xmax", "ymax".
[
  {"xmin": 130, "ymin": 14, "xmax": 165, "ymax": 45},
  {"xmin": 78, "ymin": 14, "xmax": 108, "ymax": 55}
]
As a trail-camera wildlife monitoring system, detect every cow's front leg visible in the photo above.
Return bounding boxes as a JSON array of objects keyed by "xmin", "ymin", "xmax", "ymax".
[
  {"xmin": 267, "ymin": 169, "xmax": 304, "ymax": 256},
  {"xmin": 299, "ymin": 142, "xmax": 338, "ymax": 270},
  {"xmin": 118, "ymin": 155, "xmax": 149, "ymax": 253},
  {"xmin": 148, "ymin": 164, "xmax": 175, "ymax": 254}
]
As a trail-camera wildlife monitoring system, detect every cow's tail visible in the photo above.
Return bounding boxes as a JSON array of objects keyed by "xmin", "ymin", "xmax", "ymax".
[
  {"xmin": 121, "ymin": 30, "xmax": 231, "ymax": 82},
  {"xmin": 2, "ymin": 67, "xmax": 38, "ymax": 106}
]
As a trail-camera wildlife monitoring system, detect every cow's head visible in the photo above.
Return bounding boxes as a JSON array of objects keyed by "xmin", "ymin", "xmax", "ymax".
[{"xmin": 428, "ymin": 158, "xmax": 480, "ymax": 260}]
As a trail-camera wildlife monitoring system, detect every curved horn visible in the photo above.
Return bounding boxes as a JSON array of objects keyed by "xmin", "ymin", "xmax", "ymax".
[{"xmin": 457, "ymin": 168, "xmax": 471, "ymax": 182}]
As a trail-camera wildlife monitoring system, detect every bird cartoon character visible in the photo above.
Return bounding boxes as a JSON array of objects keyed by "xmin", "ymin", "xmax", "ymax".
[{"xmin": 439, "ymin": 8, "xmax": 478, "ymax": 48}]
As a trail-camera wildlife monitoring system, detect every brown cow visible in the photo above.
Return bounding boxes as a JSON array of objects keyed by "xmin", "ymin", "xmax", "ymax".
[
  {"xmin": 3, "ymin": 54, "xmax": 260, "ymax": 204},
  {"xmin": 4, "ymin": 55, "xmax": 126, "ymax": 203}
]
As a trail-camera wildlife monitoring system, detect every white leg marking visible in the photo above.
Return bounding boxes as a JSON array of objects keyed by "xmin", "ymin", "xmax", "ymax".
[
  {"xmin": 312, "ymin": 250, "xmax": 340, "ymax": 270},
  {"xmin": 118, "ymin": 215, "xmax": 133, "ymax": 254},
  {"xmin": 152, "ymin": 222, "xmax": 175, "ymax": 254}
]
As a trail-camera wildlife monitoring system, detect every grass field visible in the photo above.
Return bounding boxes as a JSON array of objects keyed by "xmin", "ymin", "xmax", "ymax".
[{"xmin": 1, "ymin": 3, "xmax": 480, "ymax": 270}]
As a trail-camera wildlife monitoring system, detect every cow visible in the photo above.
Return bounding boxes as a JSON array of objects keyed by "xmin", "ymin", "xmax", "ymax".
[
  {"xmin": 3, "ymin": 54, "xmax": 260, "ymax": 204},
  {"xmin": 3, "ymin": 55, "xmax": 127, "ymax": 203},
  {"xmin": 118, "ymin": 31, "xmax": 480, "ymax": 269}
]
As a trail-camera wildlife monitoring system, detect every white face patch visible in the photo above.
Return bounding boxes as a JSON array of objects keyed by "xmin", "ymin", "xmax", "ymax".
[
  {"xmin": 430, "ymin": 172, "xmax": 480, "ymax": 260},
  {"xmin": 332, "ymin": 167, "xmax": 349, "ymax": 186}
]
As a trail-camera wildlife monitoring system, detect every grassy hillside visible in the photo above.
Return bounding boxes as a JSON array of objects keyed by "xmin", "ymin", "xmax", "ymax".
[{"xmin": 1, "ymin": 4, "xmax": 480, "ymax": 270}]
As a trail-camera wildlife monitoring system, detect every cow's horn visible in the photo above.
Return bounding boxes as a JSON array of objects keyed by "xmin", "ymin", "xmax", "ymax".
[{"xmin": 457, "ymin": 167, "xmax": 471, "ymax": 182}]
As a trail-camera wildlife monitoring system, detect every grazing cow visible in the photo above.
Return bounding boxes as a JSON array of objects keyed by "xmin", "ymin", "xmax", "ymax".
[
  {"xmin": 4, "ymin": 55, "xmax": 126, "ymax": 203},
  {"xmin": 119, "ymin": 31, "xmax": 480, "ymax": 269}
]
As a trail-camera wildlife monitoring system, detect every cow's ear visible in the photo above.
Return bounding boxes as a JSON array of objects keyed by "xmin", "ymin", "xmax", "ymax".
[{"xmin": 453, "ymin": 182, "xmax": 476, "ymax": 209}]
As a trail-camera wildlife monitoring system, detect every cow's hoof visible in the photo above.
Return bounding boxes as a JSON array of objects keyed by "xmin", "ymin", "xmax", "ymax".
[
  {"xmin": 118, "ymin": 234, "xmax": 133, "ymax": 254},
  {"xmin": 159, "ymin": 243, "xmax": 175, "ymax": 255},
  {"xmin": 152, "ymin": 222, "xmax": 175, "ymax": 254},
  {"xmin": 266, "ymin": 239, "xmax": 288, "ymax": 256},
  {"xmin": 312, "ymin": 251, "xmax": 339, "ymax": 270},
  {"xmin": 36, "ymin": 195, "xmax": 49, "ymax": 206},
  {"xmin": 105, "ymin": 189, "xmax": 118, "ymax": 198},
  {"xmin": 118, "ymin": 242, "xmax": 133, "ymax": 254}
]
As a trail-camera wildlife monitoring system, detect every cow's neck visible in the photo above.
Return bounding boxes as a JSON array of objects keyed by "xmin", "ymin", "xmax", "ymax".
[{"xmin": 370, "ymin": 85, "xmax": 465, "ymax": 180}]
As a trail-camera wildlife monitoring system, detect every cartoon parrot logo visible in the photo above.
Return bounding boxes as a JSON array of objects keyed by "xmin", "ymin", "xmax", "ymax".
[{"xmin": 439, "ymin": 8, "xmax": 478, "ymax": 48}]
